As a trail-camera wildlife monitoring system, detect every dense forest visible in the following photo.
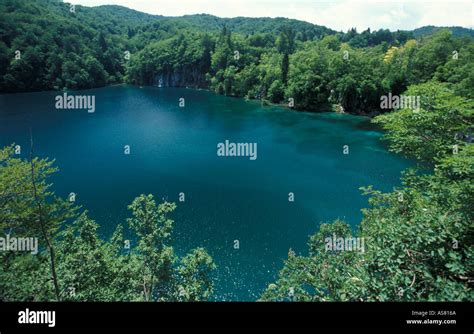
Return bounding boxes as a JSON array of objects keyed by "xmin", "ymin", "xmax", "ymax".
[
  {"xmin": 1, "ymin": 0, "xmax": 473, "ymax": 114},
  {"xmin": 0, "ymin": 0, "xmax": 473, "ymax": 301}
]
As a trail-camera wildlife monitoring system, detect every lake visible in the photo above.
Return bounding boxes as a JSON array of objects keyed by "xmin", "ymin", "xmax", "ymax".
[{"xmin": 0, "ymin": 85, "xmax": 412, "ymax": 300}]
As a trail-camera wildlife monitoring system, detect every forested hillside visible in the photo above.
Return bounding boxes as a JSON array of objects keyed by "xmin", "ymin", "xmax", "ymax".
[
  {"xmin": 412, "ymin": 25, "xmax": 474, "ymax": 38},
  {"xmin": 1, "ymin": 0, "xmax": 473, "ymax": 115}
]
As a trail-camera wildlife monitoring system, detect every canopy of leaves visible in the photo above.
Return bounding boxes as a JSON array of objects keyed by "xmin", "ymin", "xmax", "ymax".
[
  {"xmin": 0, "ymin": 146, "xmax": 216, "ymax": 301},
  {"xmin": 261, "ymin": 82, "xmax": 473, "ymax": 302},
  {"xmin": 3, "ymin": 1, "xmax": 472, "ymax": 117}
]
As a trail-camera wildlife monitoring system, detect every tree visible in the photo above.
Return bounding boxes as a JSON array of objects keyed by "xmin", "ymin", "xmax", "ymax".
[
  {"xmin": 0, "ymin": 144, "xmax": 78, "ymax": 301},
  {"xmin": 0, "ymin": 147, "xmax": 216, "ymax": 302},
  {"xmin": 174, "ymin": 248, "xmax": 216, "ymax": 301},
  {"xmin": 262, "ymin": 81, "xmax": 473, "ymax": 302},
  {"xmin": 56, "ymin": 212, "xmax": 117, "ymax": 301},
  {"xmin": 285, "ymin": 44, "xmax": 331, "ymax": 110},
  {"xmin": 127, "ymin": 194, "xmax": 176, "ymax": 301},
  {"xmin": 374, "ymin": 82, "xmax": 474, "ymax": 163},
  {"xmin": 276, "ymin": 26, "xmax": 295, "ymax": 85},
  {"xmin": 211, "ymin": 25, "xmax": 233, "ymax": 75},
  {"xmin": 410, "ymin": 30, "xmax": 456, "ymax": 84}
]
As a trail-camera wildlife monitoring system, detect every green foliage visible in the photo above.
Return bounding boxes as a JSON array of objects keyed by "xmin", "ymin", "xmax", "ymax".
[
  {"xmin": 434, "ymin": 39, "xmax": 474, "ymax": 99},
  {"xmin": 1, "ymin": 1, "xmax": 473, "ymax": 303},
  {"xmin": 262, "ymin": 81, "xmax": 473, "ymax": 302},
  {"xmin": 261, "ymin": 220, "xmax": 365, "ymax": 301},
  {"xmin": 374, "ymin": 82, "xmax": 474, "ymax": 163},
  {"xmin": 4, "ymin": 1, "xmax": 472, "ymax": 117},
  {"xmin": 175, "ymin": 248, "xmax": 216, "ymax": 301},
  {"xmin": 0, "ymin": 0, "xmax": 131, "ymax": 91},
  {"xmin": 285, "ymin": 43, "xmax": 331, "ymax": 110},
  {"xmin": 409, "ymin": 30, "xmax": 457, "ymax": 84},
  {"xmin": 0, "ymin": 144, "xmax": 78, "ymax": 300},
  {"xmin": 126, "ymin": 194, "xmax": 176, "ymax": 300},
  {"xmin": 0, "ymin": 147, "xmax": 216, "ymax": 301}
]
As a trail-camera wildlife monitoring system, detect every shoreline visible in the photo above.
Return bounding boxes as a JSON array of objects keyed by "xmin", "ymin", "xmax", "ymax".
[{"xmin": 0, "ymin": 83, "xmax": 383, "ymax": 118}]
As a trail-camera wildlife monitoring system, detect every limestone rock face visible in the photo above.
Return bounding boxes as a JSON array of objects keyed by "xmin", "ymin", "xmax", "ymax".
[{"xmin": 154, "ymin": 68, "xmax": 207, "ymax": 88}]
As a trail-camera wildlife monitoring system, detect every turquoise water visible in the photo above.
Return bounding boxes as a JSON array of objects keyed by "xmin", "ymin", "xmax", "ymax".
[{"xmin": 0, "ymin": 85, "xmax": 412, "ymax": 300}]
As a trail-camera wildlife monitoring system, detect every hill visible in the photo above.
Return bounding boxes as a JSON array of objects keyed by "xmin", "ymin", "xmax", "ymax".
[
  {"xmin": 413, "ymin": 25, "xmax": 474, "ymax": 38},
  {"xmin": 1, "ymin": 0, "xmax": 472, "ymax": 97}
]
